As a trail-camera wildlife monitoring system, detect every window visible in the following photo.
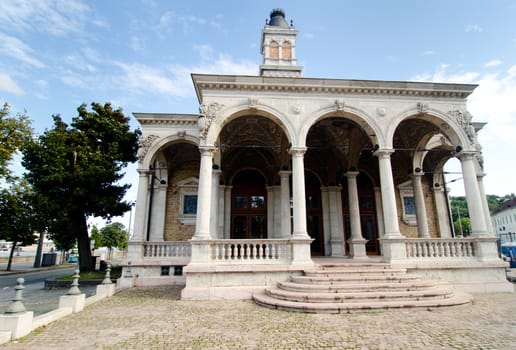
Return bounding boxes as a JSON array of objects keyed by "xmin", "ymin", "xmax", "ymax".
[
  {"xmin": 398, "ymin": 180, "xmax": 417, "ymax": 225},
  {"xmin": 403, "ymin": 197, "xmax": 416, "ymax": 215},
  {"xmin": 282, "ymin": 41, "xmax": 292, "ymax": 59},
  {"xmin": 183, "ymin": 195, "xmax": 197, "ymax": 214},
  {"xmin": 269, "ymin": 40, "xmax": 279, "ymax": 59},
  {"xmin": 176, "ymin": 177, "xmax": 199, "ymax": 225}
]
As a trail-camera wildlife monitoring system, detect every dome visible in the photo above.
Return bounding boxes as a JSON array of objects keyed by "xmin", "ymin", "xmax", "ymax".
[{"xmin": 268, "ymin": 9, "xmax": 289, "ymax": 28}]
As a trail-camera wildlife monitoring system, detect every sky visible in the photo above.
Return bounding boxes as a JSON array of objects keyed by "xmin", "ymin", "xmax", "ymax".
[{"xmin": 1, "ymin": 0, "xmax": 515, "ymax": 229}]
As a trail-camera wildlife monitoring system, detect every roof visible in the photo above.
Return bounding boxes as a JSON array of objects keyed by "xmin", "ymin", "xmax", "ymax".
[{"xmin": 493, "ymin": 197, "xmax": 516, "ymax": 215}]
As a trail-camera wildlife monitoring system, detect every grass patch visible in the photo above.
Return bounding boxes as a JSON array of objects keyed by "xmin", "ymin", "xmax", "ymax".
[{"xmin": 57, "ymin": 266, "xmax": 122, "ymax": 280}]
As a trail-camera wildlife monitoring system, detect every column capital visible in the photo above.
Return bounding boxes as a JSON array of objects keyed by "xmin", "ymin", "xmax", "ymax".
[
  {"xmin": 137, "ymin": 169, "xmax": 152, "ymax": 176},
  {"xmin": 199, "ymin": 145, "xmax": 218, "ymax": 157},
  {"xmin": 344, "ymin": 170, "xmax": 360, "ymax": 178},
  {"xmin": 410, "ymin": 172, "xmax": 425, "ymax": 178},
  {"xmin": 455, "ymin": 151, "xmax": 476, "ymax": 161},
  {"xmin": 373, "ymin": 149, "xmax": 395, "ymax": 159},
  {"xmin": 278, "ymin": 170, "xmax": 292, "ymax": 177},
  {"xmin": 289, "ymin": 146, "xmax": 307, "ymax": 157}
]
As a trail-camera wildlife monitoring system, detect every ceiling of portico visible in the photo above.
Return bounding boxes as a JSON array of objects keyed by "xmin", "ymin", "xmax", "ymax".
[
  {"xmin": 306, "ymin": 117, "xmax": 375, "ymax": 186},
  {"xmin": 219, "ymin": 115, "xmax": 290, "ymax": 185}
]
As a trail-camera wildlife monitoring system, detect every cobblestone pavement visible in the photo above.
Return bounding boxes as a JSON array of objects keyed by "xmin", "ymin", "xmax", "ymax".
[{"xmin": 3, "ymin": 286, "xmax": 515, "ymax": 350}]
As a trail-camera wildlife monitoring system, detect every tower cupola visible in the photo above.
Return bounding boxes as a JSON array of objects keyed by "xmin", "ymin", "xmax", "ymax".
[{"xmin": 260, "ymin": 9, "xmax": 303, "ymax": 77}]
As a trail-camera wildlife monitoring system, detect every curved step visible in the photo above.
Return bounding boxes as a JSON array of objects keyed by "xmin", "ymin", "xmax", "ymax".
[
  {"xmin": 253, "ymin": 291, "xmax": 472, "ymax": 313},
  {"xmin": 291, "ymin": 274, "xmax": 421, "ymax": 284},
  {"xmin": 304, "ymin": 268, "xmax": 407, "ymax": 276},
  {"xmin": 265, "ymin": 286, "xmax": 455, "ymax": 303}
]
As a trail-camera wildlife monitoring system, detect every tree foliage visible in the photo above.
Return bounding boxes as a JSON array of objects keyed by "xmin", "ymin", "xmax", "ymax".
[
  {"xmin": 0, "ymin": 103, "xmax": 33, "ymax": 181},
  {"xmin": 22, "ymin": 103, "xmax": 140, "ymax": 271},
  {"xmin": 453, "ymin": 217, "xmax": 471, "ymax": 237},
  {"xmin": 99, "ymin": 222, "xmax": 129, "ymax": 258},
  {"xmin": 0, "ymin": 180, "xmax": 37, "ymax": 270}
]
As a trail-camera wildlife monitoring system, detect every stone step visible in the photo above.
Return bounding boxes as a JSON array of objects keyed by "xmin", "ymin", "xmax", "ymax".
[
  {"xmin": 290, "ymin": 273, "xmax": 423, "ymax": 284},
  {"xmin": 265, "ymin": 286, "xmax": 455, "ymax": 303},
  {"xmin": 279, "ymin": 279, "xmax": 437, "ymax": 293},
  {"xmin": 304, "ymin": 267, "xmax": 407, "ymax": 276},
  {"xmin": 253, "ymin": 291, "xmax": 473, "ymax": 314}
]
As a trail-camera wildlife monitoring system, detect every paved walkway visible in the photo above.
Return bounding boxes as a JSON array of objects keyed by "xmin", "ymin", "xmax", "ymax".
[{"xmin": 3, "ymin": 286, "xmax": 515, "ymax": 350}]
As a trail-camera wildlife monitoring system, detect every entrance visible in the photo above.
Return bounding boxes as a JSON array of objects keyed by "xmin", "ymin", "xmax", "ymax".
[
  {"xmin": 342, "ymin": 173, "xmax": 380, "ymax": 255},
  {"xmin": 231, "ymin": 170, "xmax": 267, "ymax": 239},
  {"xmin": 305, "ymin": 171, "xmax": 324, "ymax": 255}
]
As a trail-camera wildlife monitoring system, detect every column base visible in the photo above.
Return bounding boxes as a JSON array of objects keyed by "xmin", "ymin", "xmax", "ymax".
[
  {"xmin": 348, "ymin": 239, "xmax": 367, "ymax": 258},
  {"xmin": 379, "ymin": 238, "xmax": 407, "ymax": 261},
  {"xmin": 291, "ymin": 238, "xmax": 314, "ymax": 268},
  {"xmin": 330, "ymin": 239, "xmax": 345, "ymax": 257}
]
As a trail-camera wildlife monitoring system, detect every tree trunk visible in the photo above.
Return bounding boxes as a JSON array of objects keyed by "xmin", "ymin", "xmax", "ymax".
[
  {"xmin": 76, "ymin": 214, "xmax": 93, "ymax": 272},
  {"xmin": 6, "ymin": 242, "xmax": 16, "ymax": 271}
]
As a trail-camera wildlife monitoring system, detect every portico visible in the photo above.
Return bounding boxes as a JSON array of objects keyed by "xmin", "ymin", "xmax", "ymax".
[{"xmin": 123, "ymin": 9, "xmax": 511, "ymax": 299}]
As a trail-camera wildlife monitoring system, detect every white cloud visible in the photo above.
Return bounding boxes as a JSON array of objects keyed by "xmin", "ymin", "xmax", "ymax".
[
  {"xmin": 130, "ymin": 36, "xmax": 146, "ymax": 52},
  {"xmin": 0, "ymin": 72, "xmax": 24, "ymax": 95},
  {"xmin": 484, "ymin": 59, "xmax": 502, "ymax": 68},
  {"xmin": 193, "ymin": 44, "xmax": 214, "ymax": 61},
  {"xmin": 412, "ymin": 64, "xmax": 516, "ymax": 195},
  {"xmin": 423, "ymin": 50, "xmax": 435, "ymax": 56},
  {"xmin": 465, "ymin": 24, "xmax": 483, "ymax": 33},
  {"xmin": 0, "ymin": 0, "xmax": 104, "ymax": 36},
  {"xmin": 156, "ymin": 11, "xmax": 221, "ymax": 33},
  {"xmin": 0, "ymin": 33, "xmax": 45, "ymax": 68}
]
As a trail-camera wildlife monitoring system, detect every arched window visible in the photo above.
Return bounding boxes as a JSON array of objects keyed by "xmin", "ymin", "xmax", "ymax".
[
  {"xmin": 269, "ymin": 40, "xmax": 279, "ymax": 59},
  {"xmin": 282, "ymin": 41, "xmax": 292, "ymax": 59}
]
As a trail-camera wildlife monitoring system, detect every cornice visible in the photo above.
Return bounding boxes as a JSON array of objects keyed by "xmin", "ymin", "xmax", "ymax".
[
  {"xmin": 133, "ymin": 113, "xmax": 199, "ymax": 126},
  {"xmin": 192, "ymin": 74, "xmax": 477, "ymax": 102}
]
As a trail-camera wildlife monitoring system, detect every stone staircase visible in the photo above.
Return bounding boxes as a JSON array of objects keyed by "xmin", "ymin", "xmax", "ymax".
[{"xmin": 253, "ymin": 262, "xmax": 472, "ymax": 313}]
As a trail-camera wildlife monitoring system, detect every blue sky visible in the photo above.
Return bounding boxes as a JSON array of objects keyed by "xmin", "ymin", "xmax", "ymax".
[{"xmin": 1, "ymin": 0, "xmax": 515, "ymax": 227}]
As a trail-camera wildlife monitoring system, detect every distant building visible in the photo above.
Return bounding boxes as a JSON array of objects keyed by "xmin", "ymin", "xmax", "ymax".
[
  {"xmin": 492, "ymin": 197, "xmax": 516, "ymax": 243},
  {"xmin": 123, "ymin": 9, "xmax": 511, "ymax": 300}
]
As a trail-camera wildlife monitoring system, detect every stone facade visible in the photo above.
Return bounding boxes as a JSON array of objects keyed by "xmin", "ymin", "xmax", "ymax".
[{"xmin": 123, "ymin": 9, "xmax": 511, "ymax": 298}]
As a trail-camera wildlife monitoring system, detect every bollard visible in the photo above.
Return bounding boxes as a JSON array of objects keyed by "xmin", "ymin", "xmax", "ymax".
[
  {"xmin": 67, "ymin": 269, "xmax": 82, "ymax": 295},
  {"xmin": 101, "ymin": 264, "xmax": 113, "ymax": 284},
  {"xmin": 5, "ymin": 278, "xmax": 26, "ymax": 314}
]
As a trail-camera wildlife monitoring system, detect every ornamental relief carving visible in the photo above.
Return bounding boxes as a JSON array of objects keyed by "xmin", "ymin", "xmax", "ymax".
[
  {"xmin": 137, "ymin": 134, "xmax": 160, "ymax": 163},
  {"xmin": 447, "ymin": 109, "xmax": 477, "ymax": 146},
  {"xmin": 198, "ymin": 102, "xmax": 224, "ymax": 140}
]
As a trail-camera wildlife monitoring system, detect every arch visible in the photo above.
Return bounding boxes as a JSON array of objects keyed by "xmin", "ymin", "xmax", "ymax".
[
  {"xmin": 386, "ymin": 108, "xmax": 471, "ymax": 151},
  {"xmin": 140, "ymin": 134, "xmax": 200, "ymax": 170},
  {"xmin": 269, "ymin": 40, "xmax": 279, "ymax": 59},
  {"xmin": 412, "ymin": 133, "xmax": 454, "ymax": 171},
  {"xmin": 299, "ymin": 105, "xmax": 383, "ymax": 148},
  {"xmin": 282, "ymin": 40, "xmax": 292, "ymax": 59},
  {"xmin": 228, "ymin": 166, "xmax": 270, "ymax": 187},
  {"xmin": 204, "ymin": 103, "xmax": 296, "ymax": 146}
]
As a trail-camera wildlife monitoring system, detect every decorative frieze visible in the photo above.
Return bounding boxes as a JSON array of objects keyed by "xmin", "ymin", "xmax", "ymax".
[
  {"xmin": 198, "ymin": 102, "xmax": 224, "ymax": 140},
  {"xmin": 137, "ymin": 134, "xmax": 160, "ymax": 163},
  {"xmin": 448, "ymin": 109, "xmax": 478, "ymax": 146}
]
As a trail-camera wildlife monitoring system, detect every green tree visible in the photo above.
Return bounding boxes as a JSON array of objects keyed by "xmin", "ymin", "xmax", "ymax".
[
  {"xmin": 22, "ymin": 103, "xmax": 140, "ymax": 272},
  {"xmin": 100, "ymin": 222, "xmax": 129, "ymax": 259},
  {"xmin": 453, "ymin": 217, "xmax": 471, "ymax": 237},
  {"xmin": 0, "ymin": 102, "xmax": 33, "ymax": 181},
  {"xmin": 90, "ymin": 225, "xmax": 102, "ymax": 250},
  {"xmin": 0, "ymin": 180, "xmax": 37, "ymax": 270}
]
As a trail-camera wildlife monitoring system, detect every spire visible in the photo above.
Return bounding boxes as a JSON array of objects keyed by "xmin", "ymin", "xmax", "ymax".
[{"xmin": 260, "ymin": 9, "xmax": 303, "ymax": 78}]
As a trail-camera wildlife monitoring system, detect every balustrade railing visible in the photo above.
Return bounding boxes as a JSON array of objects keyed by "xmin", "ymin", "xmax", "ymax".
[
  {"xmin": 406, "ymin": 238, "xmax": 477, "ymax": 258},
  {"xmin": 143, "ymin": 241, "xmax": 191, "ymax": 259},
  {"xmin": 211, "ymin": 239, "xmax": 292, "ymax": 264}
]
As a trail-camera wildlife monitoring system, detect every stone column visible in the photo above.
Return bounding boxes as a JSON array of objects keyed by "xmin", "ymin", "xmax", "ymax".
[
  {"xmin": 126, "ymin": 169, "xmax": 150, "ymax": 261},
  {"xmin": 375, "ymin": 150, "xmax": 403, "ymax": 238},
  {"xmin": 328, "ymin": 186, "xmax": 345, "ymax": 256},
  {"xmin": 193, "ymin": 146, "xmax": 216, "ymax": 240},
  {"xmin": 224, "ymin": 186, "xmax": 232, "ymax": 239},
  {"xmin": 289, "ymin": 147, "xmax": 312, "ymax": 266},
  {"xmin": 149, "ymin": 182, "xmax": 167, "ymax": 241},
  {"xmin": 374, "ymin": 187, "xmax": 385, "ymax": 237},
  {"xmin": 459, "ymin": 153, "xmax": 489, "ymax": 236},
  {"xmin": 266, "ymin": 186, "xmax": 275, "ymax": 238},
  {"xmin": 411, "ymin": 173, "xmax": 430, "ymax": 238},
  {"xmin": 477, "ymin": 173, "xmax": 494, "ymax": 236},
  {"xmin": 210, "ymin": 169, "xmax": 221, "ymax": 240},
  {"xmin": 345, "ymin": 171, "xmax": 367, "ymax": 258},
  {"xmin": 321, "ymin": 187, "xmax": 330, "ymax": 255},
  {"xmin": 290, "ymin": 148, "xmax": 309, "ymax": 239},
  {"xmin": 375, "ymin": 149, "xmax": 406, "ymax": 261},
  {"xmin": 433, "ymin": 185, "xmax": 452, "ymax": 238},
  {"xmin": 279, "ymin": 170, "xmax": 292, "ymax": 238},
  {"xmin": 273, "ymin": 186, "xmax": 281, "ymax": 239},
  {"xmin": 217, "ymin": 185, "xmax": 226, "ymax": 239}
]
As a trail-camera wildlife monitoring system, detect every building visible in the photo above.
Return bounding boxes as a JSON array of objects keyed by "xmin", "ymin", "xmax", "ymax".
[
  {"xmin": 492, "ymin": 197, "xmax": 516, "ymax": 244},
  {"xmin": 123, "ymin": 9, "xmax": 511, "ymax": 301}
]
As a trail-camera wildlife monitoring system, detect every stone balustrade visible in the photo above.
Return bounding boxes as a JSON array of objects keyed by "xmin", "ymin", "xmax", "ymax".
[
  {"xmin": 406, "ymin": 238, "xmax": 477, "ymax": 259},
  {"xmin": 211, "ymin": 239, "xmax": 292, "ymax": 264},
  {"xmin": 143, "ymin": 241, "xmax": 191, "ymax": 258}
]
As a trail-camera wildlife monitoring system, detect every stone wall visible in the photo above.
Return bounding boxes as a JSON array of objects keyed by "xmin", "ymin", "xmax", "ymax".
[{"xmin": 164, "ymin": 162, "xmax": 199, "ymax": 241}]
